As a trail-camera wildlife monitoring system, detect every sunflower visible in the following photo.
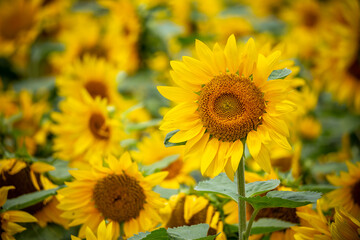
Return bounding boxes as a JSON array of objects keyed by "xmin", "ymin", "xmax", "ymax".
[
  {"xmin": 0, "ymin": 186, "xmax": 38, "ymax": 240},
  {"xmin": 57, "ymin": 152, "xmax": 167, "ymax": 238},
  {"xmin": 0, "ymin": 0, "xmax": 41, "ymax": 58},
  {"xmin": 330, "ymin": 207, "xmax": 360, "ymax": 240},
  {"xmin": 51, "ymin": 92, "xmax": 124, "ymax": 165},
  {"xmin": 224, "ymin": 171, "xmax": 310, "ymax": 240},
  {"xmin": 0, "ymin": 159, "xmax": 68, "ymax": 228},
  {"xmin": 158, "ymin": 35, "xmax": 294, "ymax": 179},
  {"xmin": 131, "ymin": 131, "xmax": 197, "ymax": 189},
  {"xmin": 325, "ymin": 161, "xmax": 360, "ymax": 218},
  {"xmin": 315, "ymin": 0, "xmax": 360, "ymax": 113},
  {"xmin": 163, "ymin": 193, "xmax": 226, "ymax": 240},
  {"xmin": 71, "ymin": 220, "xmax": 116, "ymax": 240},
  {"xmin": 291, "ymin": 200, "xmax": 331, "ymax": 240},
  {"xmin": 56, "ymin": 56, "xmax": 124, "ymax": 107}
]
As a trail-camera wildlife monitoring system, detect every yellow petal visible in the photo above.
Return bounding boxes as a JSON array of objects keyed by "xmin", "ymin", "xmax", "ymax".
[
  {"xmin": 241, "ymin": 38, "xmax": 257, "ymax": 77},
  {"xmin": 5, "ymin": 211, "xmax": 38, "ymax": 223},
  {"xmin": 30, "ymin": 162, "xmax": 55, "ymax": 173},
  {"xmin": 253, "ymin": 145, "xmax": 272, "ymax": 173},
  {"xmin": 157, "ymin": 86, "xmax": 198, "ymax": 103},
  {"xmin": 144, "ymin": 171, "xmax": 168, "ymax": 186},
  {"xmin": 169, "ymin": 123, "xmax": 204, "ymax": 143},
  {"xmin": 9, "ymin": 161, "xmax": 26, "ymax": 175},
  {"xmin": 231, "ymin": 140, "xmax": 244, "ymax": 172},
  {"xmin": 86, "ymin": 227, "xmax": 97, "ymax": 240},
  {"xmin": 201, "ymin": 138, "xmax": 220, "ymax": 175},
  {"xmin": 246, "ymin": 131, "xmax": 261, "ymax": 158},
  {"xmin": 0, "ymin": 186, "xmax": 15, "ymax": 207},
  {"xmin": 224, "ymin": 34, "xmax": 239, "ymax": 73}
]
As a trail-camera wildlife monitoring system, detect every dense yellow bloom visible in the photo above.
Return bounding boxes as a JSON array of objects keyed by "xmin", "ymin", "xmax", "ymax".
[
  {"xmin": 51, "ymin": 92, "xmax": 124, "ymax": 165},
  {"xmin": 57, "ymin": 152, "xmax": 167, "ymax": 238},
  {"xmin": 158, "ymin": 35, "xmax": 294, "ymax": 179},
  {"xmin": 0, "ymin": 159, "xmax": 68, "ymax": 228},
  {"xmin": 0, "ymin": 186, "xmax": 38, "ymax": 240},
  {"xmin": 325, "ymin": 161, "xmax": 360, "ymax": 218},
  {"xmin": 131, "ymin": 131, "xmax": 197, "ymax": 189},
  {"xmin": 162, "ymin": 193, "xmax": 226, "ymax": 240}
]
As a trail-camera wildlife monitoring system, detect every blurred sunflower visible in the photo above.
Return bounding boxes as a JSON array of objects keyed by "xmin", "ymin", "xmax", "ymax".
[
  {"xmin": 224, "ymin": 171, "xmax": 310, "ymax": 240},
  {"xmin": 57, "ymin": 152, "xmax": 167, "ymax": 238},
  {"xmin": 158, "ymin": 35, "xmax": 294, "ymax": 179},
  {"xmin": 131, "ymin": 131, "xmax": 197, "ymax": 189},
  {"xmin": 0, "ymin": 186, "xmax": 38, "ymax": 240},
  {"xmin": 0, "ymin": 159, "xmax": 68, "ymax": 228},
  {"xmin": 0, "ymin": 0, "xmax": 41, "ymax": 58},
  {"xmin": 292, "ymin": 200, "xmax": 331, "ymax": 240},
  {"xmin": 56, "ymin": 56, "xmax": 124, "ymax": 107},
  {"xmin": 71, "ymin": 220, "xmax": 116, "ymax": 240},
  {"xmin": 51, "ymin": 92, "xmax": 124, "ymax": 165},
  {"xmin": 330, "ymin": 207, "xmax": 360, "ymax": 240},
  {"xmin": 163, "ymin": 193, "xmax": 226, "ymax": 240},
  {"xmin": 317, "ymin": 0, "xmax": 360, "ymax": 113},
  {"xmin": 325, "ymin": 161, "xmax": 360, "ymax": 218}
]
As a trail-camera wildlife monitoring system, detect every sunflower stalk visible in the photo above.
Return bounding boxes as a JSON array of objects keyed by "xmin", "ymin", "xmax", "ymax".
[
  {"xmin": 244, "ymin": 208, "xmax": 260, "ymax": 240},
  {"xmin": 236, "ymin": 141, "xmax": 247, "ymax": 240}
]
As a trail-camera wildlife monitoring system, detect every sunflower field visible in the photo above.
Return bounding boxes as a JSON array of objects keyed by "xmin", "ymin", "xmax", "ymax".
[{"xmin": 0, "ymin": 0, "xmax": 360, "ymax": 239}]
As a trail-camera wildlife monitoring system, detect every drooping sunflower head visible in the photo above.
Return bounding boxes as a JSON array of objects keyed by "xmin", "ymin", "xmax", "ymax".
[
  {"xmin": 158, "ymin": 35, "xmax": 294, "ymax": 179},
  {"xmin": 57, "ymin": 152, "xmax": 168, "ymax": 238},
  {"xmin": 164, "ymin": 193, "xmax": 226, "ymax": 240},
  {"xmin": 51, "ymin": 92, "xmax": 124, "ymax": 164},
  {"xmin": 131, "ymin": 131, "xmax": 197, "ymax": 189}
]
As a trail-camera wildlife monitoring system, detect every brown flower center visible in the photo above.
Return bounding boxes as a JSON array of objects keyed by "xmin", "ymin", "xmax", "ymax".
[
  {"xmin": 198, "ymin": 74, "xmax": 266, "ymax": 142},
  {"xmin": 84, "ymin": 81, "xmax": 109, "ymax": 100},
  {"xmin": 166, "ymin": 196, "xmax": 217, "ymax": 235},
  {"xmin": 0, "ymin": 3, "xmax": 36, "ymax": 40},
  {"xmin": 79, "ymin": 44, "xmax": 108, "ymax": 60},
  {"xmin": 254, "ymin": 207, "xmax": 300, "ymax": 224},
  {"xmin": 89, "ymin": 113, "xmax": 110, "ymax": 140},
  {"xmin": 163, "ymin": 159, "xmax": 183, "ymax": 180},
  {"xmin": 93, "ymin": 174, "xmax": 146, "ymax": 222},
  {"xmin": 351, "ymin": 180, "xmax": 360, "ymax": 207},
  {"xmin": 303, "ymin": 9, "xmax": 319, "ymax": 28},
  {"xmin": 348, "ymin": 56, "xmax": 360, "ymax": 80},
  {"xmin": 0, "ymin": 164, "xmax": 45, "ymax": 214}
]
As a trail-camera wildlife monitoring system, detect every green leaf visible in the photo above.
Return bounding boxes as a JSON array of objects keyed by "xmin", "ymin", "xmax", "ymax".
[
  {"xmin": 128, "ymin": 228, "xmax": 169, "ymax": 240},
  {"xmin": 299, "ymin": 184, "xmax": 338, "ymax": 194},
  {"xmin": 167, "ymin": 224, "xmax": 210, "ymax": 240},
  {"xmin": 47, "ymin": 159, "xmax": 73, "ymax": 185},
  {"xmin": 2, "ymin": 187, "xmax": 63, "ymax": 211},
  {"xmin": 13, "ymin": 77, "xmax": 55, "ymax": 92},
  {"xmin": 164, "ymin": 130, "xmax": 187, "ymax": 147},
  {"xmin": 245, "ymin": 180, "xmax": 280, "ymax": 197},
  {"xmin": 142, "ymin": 154, "xmax": 180, "ymax": 175},
  {"xmin": 250, "ymin": 218, "xmax": 296, "ymax": 234},
  {"xmin": 195, "ymin": 173, "xmax": 238, "ymax": 201},
  {"xmin": 15, "ymin": 223, "xmax": 79, "ymax": 240},
  {"xmin": 242, "ymin": 191, "xmax": 322, "ymax": 209},
  {"xmin": 268, "ymin": 68, "xmax": 292, "ymax": 80},
  {"xmin": 153, "ymin": 185, "xmax": 178, "ymax": 199}
]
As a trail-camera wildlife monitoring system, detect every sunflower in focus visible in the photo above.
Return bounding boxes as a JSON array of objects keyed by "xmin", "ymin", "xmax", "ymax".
[
  {"xmin": 0, "ymin": 159, "xmax": 68, "ymax": 228},
  {"xmin": 56, "ymin": 56, "xmax": 124, "ymax": 107},
  {"xmin": 330, "ymin": 207, "xmax": 360, "ymax": 240},
  {"xmin": 162, "ymin": 193, "xmax": 226, "ymax": 240},
  {"xmin": 51, "ymin": 92, "xmax": 124, "ymax": 165},
  {"xmin": 325, "ymin": 161, "xmax": 360, "ymax": 218},
  {"xmin": 71, "ymin": 220, "xmax": 116, "ymax": 240},
  {"xmin": 131, "ymin": 131, "xmax": 197, "ymax": 189},
  {"xmin": 0, "ymin": 186, "xmax": 38, "ymax": 240},
  {"xmin": 57, "ymin": 152, "xmax": 167, "ymax": 238},
  {"xmin": 158, "ymin": 35, "xmax": 294, "ymax": 179}
]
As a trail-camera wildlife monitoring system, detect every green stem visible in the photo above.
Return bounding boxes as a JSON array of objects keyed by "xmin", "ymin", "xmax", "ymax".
[
  {"xmin": 119, "ymin": 222, "xmax": 124, "ymax": 240},
  {"xmin": 237, "ymin": 141, "xmax": 246, "ymax": 240},
  {"xmin": 244, "ymin": 208, "xmax": 260, "ymax": 240}
]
